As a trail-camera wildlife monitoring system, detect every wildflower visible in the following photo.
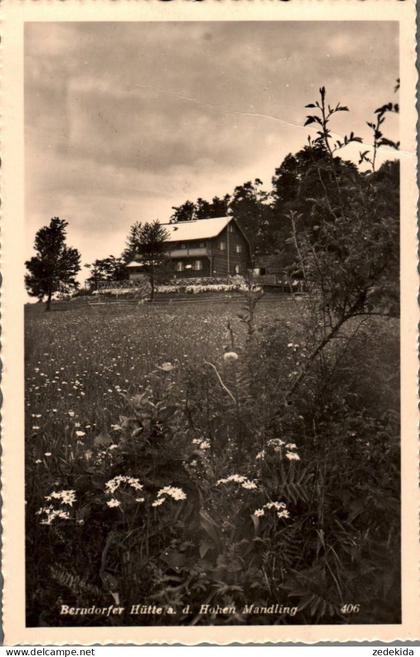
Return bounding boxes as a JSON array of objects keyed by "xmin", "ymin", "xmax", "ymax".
[
  {"xmin": 106, "ymin": 498, "xmax": 121, "ymax": 508},
  {"xmin": 267, "ymin": 438, "xmax": 285, "ymax": 449},
  {"xmin": 45, "ymin": 489, "xmax": 76, "ymax": 506},
  {"xmin": 75, "ymin": 430, "xmax": 86, "ymax": 438},
  {"xmin": 223, "ymin": 351, "xmax": 239, "ymax": 363},
  {"xmin": 105, "ymin": 475, "xmax": 143, "ymax": 495},
  {"xmin": 217, "ymin": 474, "xmax": 258, "ymax": 491},
  {"xmin": 44, "ymin": 452, "xmax": 52, "ymax": 457},
  {"xmin": 156, "ymin": 485, "xmax": 187, "ymax": 501},
  {"xmin": 34, "ymin": 459, "xmax": 42, "ymax": 464},
  {"xmin": 256, "ymin": 450, "xmax": 266, "ymax": 461},
  {"xmin": 286, "ymin": 452, "xmax": 300, "ymax": 461},
  {"xmin": 152, "ymin": 498, "xmax": 165, "ymax": 508},
  {"xmin": 68, "ymin": 411, "xmax": 75, "ymax": 418},
  {"xmin": 199, "ymin": 440, "xmax": 210, "ymax": 450},
  {"xmin": 41, "ymin": 509, "xmax": 70, "ymax": 525},
  {"xmin": 32, "ymin": 426, "xmax": 40, "ymax": 431},
  {"xmin": 242, "ymin": 480, "xmax": 258, "ymax": 490},
  {"xmin": 265, "ymin": 501, "xmax": 287, "ymax": 511},
  {"xmin": 286, "ymin": 443, "xmax": 297, "ymax": 450},
  {"xmin": 37, "ymin": 504, "xmax": 71, "ymax": 525},
  {"xmin": 253, "ymin": 500, "xmax": 291, "ymax": 521},
  {"xmin": 159, "ymin": 362, "xmax": 175, "ymax": 372}
]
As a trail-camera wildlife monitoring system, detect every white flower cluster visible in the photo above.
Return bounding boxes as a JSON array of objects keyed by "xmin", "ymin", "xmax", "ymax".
[
  {"xmin": 216, "ymin": 474, "xmax": 258, "ymax": 491},
  {"xmin": 264, "ymin": 439, "xmax": 301, "ymax": 461},
  {"xmin": 45, "ymin": 489, "xmax": 76, "ymax": 506},
  {"xmin": 152, "ymin": 486, "xmax": 187, "ymax": 508},
  {"xmin": 254, "ymin": 500, "xmax": 290, "ymax": 520},
  {"xmin": 93, "ymin": 287, "xmax": 149, "ymax": 297},
  {"xmin": 105, "ymin": 475, "xmax": 144, "ymax": 495},
  {"xmin": 156, "ymin": 282, "xmax": 248, "ymax": 295},
  {"xmin": 36, "ymin": 505, "xmax": 71, "ymax": 525},
  {"xmin": 192, "ymin": 438, "xmax": 210, "ymax": 451},
  {"xmin": 159, "ymin": 362, "xmax": 175, "ymax": 372},
  {"xmin": 106, "ymin": 498, "xmax": 121, "ymax": 508},
  {"xmin": 37, "ymin": 488, "xmax": 77, "ymax": 525},
  {"xmin": 223, "ymin": 351, "xmax": 239, "ymax": 363}
]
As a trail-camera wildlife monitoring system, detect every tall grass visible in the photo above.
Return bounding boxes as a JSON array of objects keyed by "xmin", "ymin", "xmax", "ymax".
[{"xmin": 25, "ymin": 298, "xmax": 400, "ymax": 626}]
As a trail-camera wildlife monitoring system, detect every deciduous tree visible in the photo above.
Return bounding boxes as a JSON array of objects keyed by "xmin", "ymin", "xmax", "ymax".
[
  {"xmin": 25, "ymin": 217, "xmax": 81, "ymax": 311},
  {"xmin": 124, "ymin": 220, "xmax": 169, "ymax": 301},
  {"xmin": 85, "ymin": 256, "xmax": 128, "ymax": 291}
]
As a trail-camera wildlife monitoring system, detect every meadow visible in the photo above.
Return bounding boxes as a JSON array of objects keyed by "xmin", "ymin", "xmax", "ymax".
[
  {"xmin": 25, "ymin": 297, "xmax": 297, "ymax": 437},
  {"xmin": 25, "ymin": 295, "xmax": 400, "ymax": 627}
]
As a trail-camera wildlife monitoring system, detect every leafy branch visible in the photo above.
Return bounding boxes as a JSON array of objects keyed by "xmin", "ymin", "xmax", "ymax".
[
  {"xmin": 359, "ymin": 81, "xmax": 400, "ymax": 171},
  {"xmin": 305, "ymin": 86, "xmax": 362, "ymax": 155}
]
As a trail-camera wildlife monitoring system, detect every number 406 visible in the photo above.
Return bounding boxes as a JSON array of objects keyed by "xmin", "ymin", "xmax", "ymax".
[{"xmin": 341, "ymin": 603, "xmax": 360, "ymax": 614}]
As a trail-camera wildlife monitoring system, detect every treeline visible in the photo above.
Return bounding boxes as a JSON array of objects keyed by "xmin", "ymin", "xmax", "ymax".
[
  {"xmin": 25, "ymin": 85, "xmax": 400, "ymax": 308},
  {"xmin": 170, "ymin": 149, "xmax": 399, "ymax": 268},
  {"xmin": 85, "ymin": 144, "xmax": 398, "ymax": 292}
]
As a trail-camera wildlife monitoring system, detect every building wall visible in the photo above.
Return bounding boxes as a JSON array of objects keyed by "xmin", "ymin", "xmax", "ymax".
[
  {"xmin": 129, "ymin": 221, "xmax": 251, "ymax": 281},
  {"xmin": 209, "ymin": 223, "xmax": 250, "ymax": 276},
  {"xmin": 128, "ymin": 270, "xmax": 147, "ymax": 282},
  {"xmin": 171, "ymin": 257, "xmax": 211, "ymax": 278}
]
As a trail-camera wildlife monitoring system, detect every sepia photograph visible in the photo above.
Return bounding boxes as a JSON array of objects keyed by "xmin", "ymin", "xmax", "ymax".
[{"xmin": 23, "ymin": 19, "xmax": 402, "ymax": 629}]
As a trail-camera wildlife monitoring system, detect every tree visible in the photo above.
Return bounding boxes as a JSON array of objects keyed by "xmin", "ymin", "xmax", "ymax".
[
  {"xmin": 269, "ymin": 145, "xmax": 362, "ymax": 273},
  {"xmin": 25, "ymin": 217, "xmax": 81, "ymax": 311},
  {"xmin": 281, "ymin": 87, "xmax": 399, "ymax": 402},
  {"xmin": 170, "ymin": 201, "xmax": 195, "ymax": 223},
  {"xmin": 170, "ymin": 195, "xmax": 231, "ymax": 222},
  {"xmin": 124, "ymin": 220, "xmax": 169, "ymax": 301},
  {"xmin": 85, "ymin": 256, "xmax": 127, "ymax": 291},
  {"xmin": 204, "ymin": 194, "xmax": 231, "ymax": 218},
  {"xmin": 229, "ymin": 179, "xmax": 272, "ymax": 260},
  {"xmin": 272, "ymin": 145, "xmax": 360, "ymax": 227}
]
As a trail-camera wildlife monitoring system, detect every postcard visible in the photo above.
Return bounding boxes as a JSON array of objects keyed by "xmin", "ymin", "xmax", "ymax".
[{"xmin": 2, "ymin": 0, "xmax": 418, "ymax": 645}]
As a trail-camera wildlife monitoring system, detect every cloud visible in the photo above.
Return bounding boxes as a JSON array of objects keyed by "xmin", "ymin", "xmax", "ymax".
[{"xmin": 25, "ymin": 21, "xmax": 399, "ymax": 268}]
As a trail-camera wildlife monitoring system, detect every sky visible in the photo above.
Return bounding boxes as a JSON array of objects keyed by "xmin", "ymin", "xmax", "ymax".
[{"xmin": 25, "ymin": 21, "xmax": 399, "ymax": 270}]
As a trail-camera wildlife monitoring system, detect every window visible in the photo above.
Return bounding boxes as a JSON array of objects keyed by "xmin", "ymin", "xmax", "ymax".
[
  {"xmin": 176, "ymin": 261, "xmax": 184, "ymax": 272},
  {"xmin": 193, "ymin": 260, "xmax": 203, "ymax": 271},
  {"xmin": 228, "ymin": 224, "xmax": 234, "ymax": 233},
  {"xmin": 234, "ymin": 264, "xmax": 241, "ymax": 274},
  {"xmin": 235, "ymin": 244, "xmax": 242, "ymax": 254},
  {"xmin": 219, "ymin": 241, "xmax": 226, "ymax": 251},
  {"xmin": 199, "ymin": 242, "xmax": 205, "ymax": 248}
]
